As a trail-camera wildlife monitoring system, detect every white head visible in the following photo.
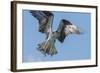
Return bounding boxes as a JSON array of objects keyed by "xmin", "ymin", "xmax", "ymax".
[{"xmin": 65, "ymin": 25, "xmax": 80, "ymax": 35}]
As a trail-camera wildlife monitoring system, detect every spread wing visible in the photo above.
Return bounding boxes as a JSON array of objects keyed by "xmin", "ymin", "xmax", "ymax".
[
  {"xmin": 56, "ymin": 19, "xmax": 80, "ymax": 43},
  {"xmin": 30, "ymin": 10, "xmax": 53, "ymax": 34}
]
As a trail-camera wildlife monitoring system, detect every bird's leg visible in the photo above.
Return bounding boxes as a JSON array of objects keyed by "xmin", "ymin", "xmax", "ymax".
[
  {"xmin": 44, "ymin": 38, "xmax": 57, "ymax": 56},
  {"xmin": 37, "ymin": 31, "xmax": 57, "ymax": 56},
  {"xmin": 49, "ymin": 40, "xmax": 57, "ymax": 56}
]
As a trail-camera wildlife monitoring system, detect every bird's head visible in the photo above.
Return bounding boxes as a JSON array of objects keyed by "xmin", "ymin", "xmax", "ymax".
[
  {"xmin": 65, "ymin": 25, "xmax": 80, "ymax": 34},
  {"xmin": 63, "ymin": 20, "xmax": 80, "ymax": 35}
]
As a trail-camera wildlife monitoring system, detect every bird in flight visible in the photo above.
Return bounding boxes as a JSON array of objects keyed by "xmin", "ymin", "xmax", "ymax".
[{"xmin": 30, "ymin": 10, "xmax": 80, "ymax": 56}]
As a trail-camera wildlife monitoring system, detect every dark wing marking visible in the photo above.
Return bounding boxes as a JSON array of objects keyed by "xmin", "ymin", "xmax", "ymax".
[{"xmin": 56, "ymin": 19, "xmax": 72, "ymax": 43}]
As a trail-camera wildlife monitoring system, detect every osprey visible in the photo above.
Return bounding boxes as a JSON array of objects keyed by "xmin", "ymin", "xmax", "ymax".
[{"xmin": 30, "ymin": 11, "xmax": 80, "ymax": 56}]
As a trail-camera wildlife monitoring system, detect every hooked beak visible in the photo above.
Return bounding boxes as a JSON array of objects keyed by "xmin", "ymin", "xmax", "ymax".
[{"xmin": 74, "ymin": 29, "xmax": 80, "ymax": 34}]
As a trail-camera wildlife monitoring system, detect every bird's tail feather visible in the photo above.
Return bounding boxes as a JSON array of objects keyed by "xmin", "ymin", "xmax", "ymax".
[{"xmin": 37, "ymin": 39, "xmax": 57, "ymax": 56}]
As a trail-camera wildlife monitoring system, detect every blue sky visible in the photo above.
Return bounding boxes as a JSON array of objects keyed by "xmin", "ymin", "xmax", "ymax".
[{"xmin": 22, "ymin": 10, "xmax": 91, "ymax": 62}]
